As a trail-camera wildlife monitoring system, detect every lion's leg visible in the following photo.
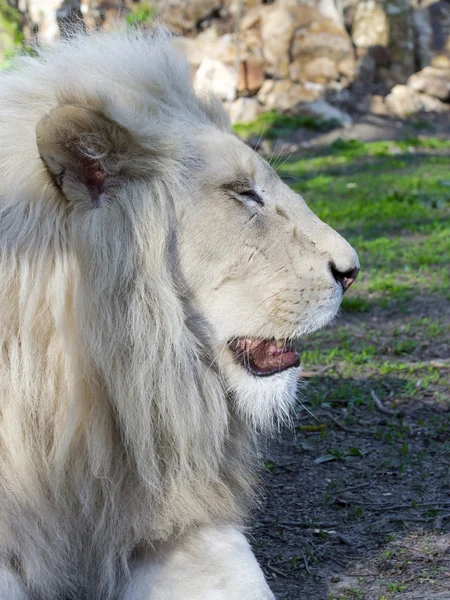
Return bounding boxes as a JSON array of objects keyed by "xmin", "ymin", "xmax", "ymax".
[
  {"xmin": 0, "ymin": 567, "xmax": 29, "ymax": 599},
  {"xmin": 120, "ymin": 525, "xmax": 275, "ymax": 600}
]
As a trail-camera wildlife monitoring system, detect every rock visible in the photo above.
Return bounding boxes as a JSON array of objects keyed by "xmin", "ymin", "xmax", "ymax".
[
  {"xmin": 408, "ymin": 66, "xmax": 450, "ymax": 101},
  {"xmin": 225, "ymin": 97, "xmax": 264, "ymax": 123},
  {"xmin": 290, "ymin": 56, "xmax": 339, "ymax": 84},
  {"xmin": 342, "ymin": 0, "xmax": 360, "ymax": 30},
  {"xmin": 237, "ymin": 59, "xmax": 265, "ymax": 94},
  {"xmin": 280, "ymin": 0, "xmax": 343, "ymax": 24},
  {"xmin": 240, "ymin": 5, "xmax": 265, "ymax": 31},
  {"xmin": 432, "ymin": 54, "xmax": 450, "ymax": 70},
  {"xmin": 385, "ymin": 84, "xmax": 450, "ymax": 116},
  {"xmin": 260, "ymin": 6, "xmax": 298, "ymax": 78},
  {"xmin": 370, "ymin": 95, "xmax": 389, "ymax": 115},
  {"xmin": 197, "ymin": 30, "xmax": 237, "ymax": 63},
  {"xmin": 160, "ymin": 0, "xmax": 222, "ymax": 33},
  {"xmin": 194, "ymin": 58, "xmax": 238, "ymax": 102},
  {"xmin": 352, "ymin": 1, "xmax": 389, "ymax": 48},
  {"xmin": 338, "ymin": 55, "xmax": 357, "ymax": 79},
  {"xmin": 26, "ymin": 0, "xmax": 63, "ymax": 44},
  {"xmin": 290, "ymin": 12, "xmax": 354, "ymax": 73},
  {"xmin": 352, "ymin": 0, "xmax": 415, "ymax": 85},
  {"xmin": 260, "ymin": 3, "xmax": 353, "ymax": 82},
  {"xmin": 301, "ymin": 98, "xmax": 352, "ymax": 126},
  {"xmin": 257, "ymin": 79, "xmax": 322, "ymax": 111}
]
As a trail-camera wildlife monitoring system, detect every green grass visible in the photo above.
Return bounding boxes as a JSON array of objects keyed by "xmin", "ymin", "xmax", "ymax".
[
  {"xmin": 233, "ymin": 110, "xmax": 339, "ymax": 140},
  {"xmin": 280, "ymin": 141, "xmax": 450, "ymax": 304},
  {"xmin": 0, "ymin": 0, "xmax": 23, "ymax": 70}
]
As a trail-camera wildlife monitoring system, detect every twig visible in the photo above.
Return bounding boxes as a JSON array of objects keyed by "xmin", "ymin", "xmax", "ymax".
[
  {"xmin": 371, "ymin": 389, "xmax": 396, "ymax": 415},
  {"xmin": 336, "ymin": 500, "xmax": 450, "ymax": 510},
  {"xmin": 433, "ymin": 513, "xmax": 450, "ymax": 530},
  {"xmin": 301, "ymin": 367, "xmax": 330, "ymax": 378},
  {"xmin": 334, "ymin": 533, "xmax": 356, "ymax": 547},
  {"xmin": 389, "ymin": 517, "xmax": 430, "ymax": 524},
  {"xmin": 334, "ymin": 481, "xmax": 371, "ymax": 495},
  {"xmin": 322, "ymin": 411, "xmax": 371, "ymax": 434},
  {"xmin": 302, "ymin": 551, "xmax": 311, "ymax": 574},
  {"xmin": 267, "ymin": 560, "xmax": 287, "ymax": 578},
  {"xmin": 398, "ymin": 358, "xmax": 450, "ymax": 370},
  {"xmin": 257, "ymin": 519, "xmax": 337, "ymax": 528},
  {"xmin": 322, "ymin": 411, "xmax": 354, "ymax": 433}
]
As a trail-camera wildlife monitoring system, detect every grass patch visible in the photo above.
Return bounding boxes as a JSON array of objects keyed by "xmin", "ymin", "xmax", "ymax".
[{"xmin": 233, "ymin": 110, "xmax": 339, "ymax": 140}]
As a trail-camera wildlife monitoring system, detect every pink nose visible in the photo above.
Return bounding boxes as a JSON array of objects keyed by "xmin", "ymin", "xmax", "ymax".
[{"xmin": 330, "ymin": 264, "xmax": 359, "ymax": 293}]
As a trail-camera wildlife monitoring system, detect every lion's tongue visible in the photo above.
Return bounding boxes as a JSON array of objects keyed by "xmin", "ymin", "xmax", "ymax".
[{"xmin": 232, "ymin": 338, "xmax": 300, "ymax": 376}]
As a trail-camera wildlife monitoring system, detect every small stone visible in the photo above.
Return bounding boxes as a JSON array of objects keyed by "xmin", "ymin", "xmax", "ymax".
[
  {"xmin": 257, "ymin": 79, "xmax": 322, "ymax": 111},
  {"xmin": 301, "ymin": 98, "xmax": 352, "ymax": 127},
  {"xmin": 194, "ymin": 58, "xmax": 238, "ymax": 102},
  {"xmin": 408, "ymin": 66, "xmax": 450, "ymax": 101},
  {"xmin": 385, "ymin": 84, "xmax": 450, "ymax": 116},
  {"xmin": 432, "ymin": 54, "xmax": 450, "ymax": 70},
  {"xmin": 225, "ymin": 97, "xmax": 264, "ymax": 124}
]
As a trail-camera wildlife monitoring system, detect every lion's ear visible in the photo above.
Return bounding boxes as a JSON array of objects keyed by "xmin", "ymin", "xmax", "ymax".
[{"xmin": 36, "ymin": 105, "xmax": 136, "ymax": 205}]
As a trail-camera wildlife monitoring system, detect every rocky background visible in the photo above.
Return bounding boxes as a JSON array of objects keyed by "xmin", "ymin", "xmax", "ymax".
[{"xmin": 1, "ymin": 1, "xmax": 450, "ymax": 125}]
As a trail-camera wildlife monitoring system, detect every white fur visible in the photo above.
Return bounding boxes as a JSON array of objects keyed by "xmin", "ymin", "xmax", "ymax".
[
  {"xmin": 0, "ymin": 30, "xmax": 358, "ymax": 599},
  {"xmin": 120, "ymin": 526, "xmax": 275, "ymax": 600}
]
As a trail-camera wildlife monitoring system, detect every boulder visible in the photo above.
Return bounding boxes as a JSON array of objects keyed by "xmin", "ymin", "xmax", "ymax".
[
  {"xmin": 261, "ymin": 3, "xmax": 353, "ymax": 81},
  {"xmin": 352, "ymin": 0, "xmax": 415, "ymax": 85},
  {"xmin": 370, "ymin": 95, "xmax": 389, "ymax": 115},
  {"xmin": 224, "ymin": 0, "xmax": 263, "ymax": 18},
  {"xmin": 280, "ymin": 0, "xmax": 343, "ymax": 25},
  {"xmin": 289, "ymin": 12, "xmax": 354, "ymax": 83},
  {"xmin": 257, "ymin": 79, "xmax": 322, "ymax": 111},
  {"xmin": 290, "ymin": 56, "xmax": 339, "ymax": 85},
  {"xmin": 237, "ymin": 59, "xmax": 265, "ymax": 94},
  {"xmin": 432, "ymin": 54, "xmax": 450, "ymax": 70},
  {"xmin": 408, "ymin": 66, "xmax": 450, "ymax": 102},
  {"xmin": 194, "ymin": 58, "xmax": 238, "ymax": 102},
  {"xmin": 352, "ymin": 1, "xmax": 389, "ymax": 48},
  {"xmin": 301, "ymin": 98, "xmax": 352, "ymax": 126},
  {"xmin": 260, "ymin": 6, "xmax": 298, "ymax": 78},
  {"xmin": 159, "ymin": 0, "xmax": 222, "ymax": 33},
  {"xmin": 225, "ymin": 97, "xmax": 264, "ymax": 123},
  {"xmin": 385, "ymin": 84, "xmax": 449, "ymax": 116}
]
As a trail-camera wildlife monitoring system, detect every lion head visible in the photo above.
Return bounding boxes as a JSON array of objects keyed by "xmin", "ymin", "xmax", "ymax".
[{"xmin": 32, "ymin": 34, "xmax": 358, "ymax": 434}]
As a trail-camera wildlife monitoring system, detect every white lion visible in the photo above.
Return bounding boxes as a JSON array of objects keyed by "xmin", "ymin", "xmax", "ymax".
[{"xmin": 0, "ymin": 31, "xmax": 359, "ymax": 600}]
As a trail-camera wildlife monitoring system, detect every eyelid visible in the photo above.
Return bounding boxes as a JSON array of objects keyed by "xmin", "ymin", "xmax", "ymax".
[{"xmin": 240, "ymin": 189, "xmax": 264, "ymax": 206}]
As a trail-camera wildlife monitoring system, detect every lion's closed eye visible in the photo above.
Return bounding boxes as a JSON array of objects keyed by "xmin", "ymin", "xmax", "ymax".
[
  {"xmin": 240, "ymin": 189, "xmax": 264, "ymax": 206},
  {"xmin": 223, "ymin": 182, "xmax": 264, "ymax": 207}
]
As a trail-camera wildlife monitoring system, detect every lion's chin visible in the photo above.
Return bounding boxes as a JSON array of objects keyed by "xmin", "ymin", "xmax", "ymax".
[{"xmin": 229, "ymin": 337, "xmax": 300, "ymax": 377}]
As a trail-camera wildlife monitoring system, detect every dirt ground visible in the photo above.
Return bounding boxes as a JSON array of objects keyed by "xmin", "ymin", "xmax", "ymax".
[{"xmin": 247, "ymin": 117, "xmax": 450, "ymax": 600}]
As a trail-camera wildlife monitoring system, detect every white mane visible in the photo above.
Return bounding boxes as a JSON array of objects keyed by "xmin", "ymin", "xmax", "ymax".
[{"xmin": 0, "ymin": 31, "xmax": 258, "ymax": 599}]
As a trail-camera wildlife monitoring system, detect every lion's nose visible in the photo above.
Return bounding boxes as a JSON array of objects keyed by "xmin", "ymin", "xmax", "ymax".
[{"xmin": 330, "ymin": 263, "xmax": 359, "ymax": 293}]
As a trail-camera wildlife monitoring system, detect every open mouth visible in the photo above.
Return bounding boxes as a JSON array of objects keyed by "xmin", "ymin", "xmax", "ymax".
[{"xmin": 229, "ymin": 337, "xmax": 300, "ymax": 377}]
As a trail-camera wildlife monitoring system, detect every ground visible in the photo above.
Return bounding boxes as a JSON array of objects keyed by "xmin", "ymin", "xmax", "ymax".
[{"xmin": 242, "ymin": 120, "xmax": 450, "ymax": 600}]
